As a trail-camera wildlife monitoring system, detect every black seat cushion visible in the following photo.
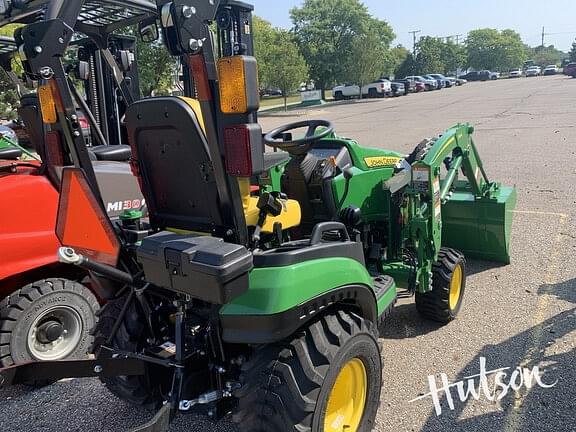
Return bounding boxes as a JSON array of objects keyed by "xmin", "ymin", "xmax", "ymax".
[
  {"xmin": 91, "ymin": 145, "xmax": 131, "ymax": 162},
  {"xmin": 0, "ymin": 146, "xmax": 22, "ymax": 160}
]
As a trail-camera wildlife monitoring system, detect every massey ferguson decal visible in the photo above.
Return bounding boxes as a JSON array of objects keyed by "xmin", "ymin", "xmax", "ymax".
[{"xmin": 106, "ymin": 199, "xmax": 146, "ymax": 213}]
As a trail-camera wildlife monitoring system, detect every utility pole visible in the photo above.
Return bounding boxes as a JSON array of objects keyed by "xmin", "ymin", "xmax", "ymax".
[
  {"xmin": 409, "ymin": 30, "xmax": 421, "ymax": 55},
  {"xmin": 541, "ymin": 26, "xmax": 545, "ymax": 47}
]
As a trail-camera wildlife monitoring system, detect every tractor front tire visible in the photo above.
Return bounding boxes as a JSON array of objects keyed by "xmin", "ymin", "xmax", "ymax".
[
  {"xmin": 416, "ymin": 248, "xmax": 466, "ymax": 323},
  {"xmin": 92, "ymin": 295, "xmax": 165, "ymax": 410},
  {"xmin": 233, "ymin": 310, "xmax": 382, "ymax": 432},
  {"xmin": 0, "ymin": 278, "xmax": 98, "ymax": 367}
]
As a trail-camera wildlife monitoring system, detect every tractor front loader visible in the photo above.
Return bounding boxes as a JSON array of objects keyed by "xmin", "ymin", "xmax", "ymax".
[{"xmin": 0, "ymin": 1, "xmax": 516, "ymax": 431}]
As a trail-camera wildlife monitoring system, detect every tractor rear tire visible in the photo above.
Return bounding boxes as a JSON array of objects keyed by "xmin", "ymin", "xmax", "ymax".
[
  {"xmin": 233, "ymin": 310, "xmax": 382, "ymax": 432},
  {"xmin": 415, "ymin": 248, "xmax": 466, "ymax": 323},
  {"xmin": 0, "ymin": 278, "xmax": 98, "ymax": 368},
  {"xmin": 92, "ymin": 295, "xmax": 165, "ymax": 410}
]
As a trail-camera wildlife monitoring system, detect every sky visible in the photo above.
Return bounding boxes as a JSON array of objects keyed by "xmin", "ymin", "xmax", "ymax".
[{"xmin": 250, "ymin": 0, "xmax": 576, "ymax": 52}]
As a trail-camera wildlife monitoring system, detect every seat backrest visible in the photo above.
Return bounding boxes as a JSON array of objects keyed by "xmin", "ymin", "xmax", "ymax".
[
  {"xmin": 18, "ymin": 93, "xmax": 45, "ymax": 160},
  {"xmin": 126, "ymin": 97, "xmax": 228, "ymax": 233}
]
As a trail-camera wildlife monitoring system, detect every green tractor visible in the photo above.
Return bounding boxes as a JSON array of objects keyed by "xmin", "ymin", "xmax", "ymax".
[{"xmin": 0, "ymin": 1, "xmax": 516, "ymax": 431}]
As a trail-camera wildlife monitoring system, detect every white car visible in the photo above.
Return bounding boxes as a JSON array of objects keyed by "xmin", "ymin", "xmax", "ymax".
[
  {"xmin": 509, "ymin": 68, "xmax": 523, "ymax": 78},
  {"xmin": 333, "ymin": 80, "xmax": 392, "ymax": 100},
  {"xmin": 526, "ymin": 66, "xmax": 541, "ymax": 77},
  {"xmin": 543, "ymin": 65, "xmax": 558, "ymax": 75}
]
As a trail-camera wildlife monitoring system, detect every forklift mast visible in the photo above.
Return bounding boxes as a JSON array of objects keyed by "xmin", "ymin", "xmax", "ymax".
[
  {"xmin": 75, "ymin": 35, "xmax": 141, "ymax": 147},
  {"xmin": 8, "ymin": 0, "xmax": 157, "ymax": 200}
]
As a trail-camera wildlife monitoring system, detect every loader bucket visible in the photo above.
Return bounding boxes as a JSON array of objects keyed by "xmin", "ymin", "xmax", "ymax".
[{"xmin": 441, "ymin": 181, "xmax": 517, "ymax": 264}]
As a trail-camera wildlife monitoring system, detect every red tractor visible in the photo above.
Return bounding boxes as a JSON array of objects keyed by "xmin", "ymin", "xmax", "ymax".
[{"xmin": 0, "ymin": 2, "xmax": 155, "ymax": 370}]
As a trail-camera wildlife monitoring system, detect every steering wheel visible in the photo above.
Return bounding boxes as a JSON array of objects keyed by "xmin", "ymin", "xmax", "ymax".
[{"xmin": 264, "ymin": 120, "xmax": 335, "ymax": 155}]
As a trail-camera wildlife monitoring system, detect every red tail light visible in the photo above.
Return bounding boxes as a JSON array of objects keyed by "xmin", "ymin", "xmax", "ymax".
[{"xmin": 224, "ymin": 124, "xmax": 262, "ymax": 177}]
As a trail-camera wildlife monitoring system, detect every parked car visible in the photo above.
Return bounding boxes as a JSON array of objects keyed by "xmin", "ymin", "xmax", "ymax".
[
  {"xmin": 563, "ymin": 62, "xmax": 576, "ymax": 75},
  {"xmin": 509, "ymin": 68, "xmax": 523, "ymax": 78},
  {"xmin": 487, "ymin": 71, "xmax": 500, "ymax": 80},
  {"xmin": 414, "ymin": 81, "xmax": 426, "ymax": 92},
  {"xmin": 459, "ymin": 70, "xmax": 491, "ymax": 81},
  {"xmin": 393, "ymin": 78, "xmax": 416, "ymax": 93},
  {"xmin": 332, "ymin": 79, "xmax": 392, "ymax": 100},
  {"xmin": 526, "ymin": 66, "xmax": 541, "ymax": 77},
  {"xmin": 422, "ymin": 74, "xmax": 444, "ymax": 89},
  {"xmin": 543, "ymin": 65, "xmax": 558, "ymax": 75},
  {"xmin": 405, "ymin": 75, "xmax": 437, "ymax": 91},
  {"xmin": 446, "ymin": 76, "xmax": 466, "ymax": 86},
  {"xmin": 390, "ymin": 81, "xmax": 406, "ymax": 96},
  {"xmin": 428, "ymin": 73, "xmax": 453, "ymax": 88},
  {"xmin": 261, "ymin": 88, "xmax": 283, "ymax": 97}
]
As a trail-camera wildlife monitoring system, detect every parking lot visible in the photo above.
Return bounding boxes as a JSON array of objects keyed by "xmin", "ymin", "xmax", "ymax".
[{"xmin": 1, "ymin": 75, "xmax": 575, "ymax": 432}]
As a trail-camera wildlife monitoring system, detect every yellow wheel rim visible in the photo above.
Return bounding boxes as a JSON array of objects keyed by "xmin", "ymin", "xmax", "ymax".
[
  {"xmin": 324, "ymin": 358, "xmax": 367, "ymax": 432},
  {"xmin": 449, "ymin": 264, "xmax": 463, "ymax": 310}
]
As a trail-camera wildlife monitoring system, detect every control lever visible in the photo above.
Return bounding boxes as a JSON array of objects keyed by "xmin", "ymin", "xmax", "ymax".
[
  {"xmin": 336, "ymin": 166, "xmax": 354, "ymax": 211},
  {"xmin": 252, "ymin": 192, "xmax": 284, "ymax": 247}
]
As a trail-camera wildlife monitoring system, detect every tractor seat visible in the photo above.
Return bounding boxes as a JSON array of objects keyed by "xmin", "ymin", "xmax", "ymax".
[
  {"xmin": 90, "ymin": 145, "xmax": 131, "ymax": 162},
  {"xmin": 0, "ymin": 146, "xmax": 22, "ymax": 160}
]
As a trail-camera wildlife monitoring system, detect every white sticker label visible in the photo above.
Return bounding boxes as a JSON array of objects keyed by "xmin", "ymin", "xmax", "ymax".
[{"xmin": 413, "ymin": 168, "xmax": 429, "ymax": 182}]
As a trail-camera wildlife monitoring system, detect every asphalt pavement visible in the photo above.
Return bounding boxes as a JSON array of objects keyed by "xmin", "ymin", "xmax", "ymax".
[{"xmin": 1, "ymin": 75, "xmax": 575, "ymax": 432}]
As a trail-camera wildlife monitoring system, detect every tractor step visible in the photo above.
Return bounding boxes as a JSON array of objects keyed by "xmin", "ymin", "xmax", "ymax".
[
  {"xmin": 373, "ymin": 275, "xmax": 397, "ymax": 327},
  {"xmin": 373, "ymin": 275, "xmax": 395, "ymax": 300}
]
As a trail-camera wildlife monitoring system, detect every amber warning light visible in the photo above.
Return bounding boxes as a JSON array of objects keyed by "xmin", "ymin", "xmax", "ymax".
[{"xmin": 56, "ymin": 168, "xmax": 120, "ymax": 266}]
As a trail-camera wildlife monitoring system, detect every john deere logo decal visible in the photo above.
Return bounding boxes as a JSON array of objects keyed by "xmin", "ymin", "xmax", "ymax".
[{"xmin": 364, "ymin": 156, "xmax": 401, "ymax": 168}]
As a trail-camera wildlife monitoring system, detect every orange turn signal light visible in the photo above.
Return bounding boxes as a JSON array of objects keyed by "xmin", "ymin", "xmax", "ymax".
[
  {"xmin": 218, "ymin": 55, "xmax": 259, "ymax": 114},
  {"xmin": 56, "ymin": 168, "xmax": 120, "ymax": 266}
]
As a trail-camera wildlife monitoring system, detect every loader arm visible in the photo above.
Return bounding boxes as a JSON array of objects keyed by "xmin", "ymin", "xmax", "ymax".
[
  {"xmin": 420, "ymin": 124, "xmax": 493, "ymax": 200},
  {"xmin": 405, "ymin": 123, "xmax": 516, "ymax": 291}
]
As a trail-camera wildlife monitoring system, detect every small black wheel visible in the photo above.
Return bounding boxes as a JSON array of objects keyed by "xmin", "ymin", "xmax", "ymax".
[
  {"xmin": 416, "ymin": 248, "xmax": 466, "ymax": 323},
  {"xmin": 93, "ymin": 295, "xmax": 166, "ymax": 410},
  {"xmin": 233, "ymin": 310, "xmax": 382, "ymax": 432},
  {"xmin": 368, "ymin": 88, "xmax": 378, "ymax": 98},
  {"xmin": 0, "ymin": 278, "xmax": 98, "ymax": 367}
]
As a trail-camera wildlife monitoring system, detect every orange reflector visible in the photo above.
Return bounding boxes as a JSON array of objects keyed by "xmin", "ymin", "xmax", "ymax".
[
  {"xmin": 217, "ymin": 55, "xmax": 259, "ymax": 114},
  {"xmin": 38, "ymin": 84, "xmax": 58, "ymax": 124},
  {"xmin": 56, "ymin": 168, "xmax": 120, "ymax": 265}
]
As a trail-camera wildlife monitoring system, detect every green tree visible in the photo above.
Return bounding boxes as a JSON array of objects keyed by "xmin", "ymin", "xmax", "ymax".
[
  {"xmin": 441, "ymin": 41, "xmax": 466, "ymax": 74},
  {"xmin": 414, "ymin": 36, "xmax": 446, "ymax": 74},
  {"xmin": 253, "ymin": 16, "xmax": 276, "ymax": 89},
  {"xmin": 530, "ymin": 45, "xmax": 567, "ymax": 67},
  {"xmin": 136, "ymin": 37, "xmax": 176, "ymax": 97},
  {"xmin": 0, "ymin": 24, "xmax": 23, "ymax": 120},
  {"xmin": 344, "ymin": 18, "xmax": 394, "ymax": 95},
  {"xmin": 266, "ymin": 30, "xmax": 308, "ymax": 110},
  {"xmin": 382, "ymin": 45, "xmax": 410, "ymax": 78},
  {"xmin": 570, "ymin": 39, "xmax": 576, "ymax": 62},
  {"xmin": 291, "ymin": 0, "xmax": 391, "ymax": 98},
  {"xmin": 395, "ymin": 53, "xmax": 418, "ymax": 78},
  {"xmin": 466, "ymin": 28, "xmax": 527, "ymax": 71}
]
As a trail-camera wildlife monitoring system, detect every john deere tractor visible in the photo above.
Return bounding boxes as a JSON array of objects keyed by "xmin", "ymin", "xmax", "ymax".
[{"xmin": 0, "ymin": 1, "xmax": 516, "ymax": 431}]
